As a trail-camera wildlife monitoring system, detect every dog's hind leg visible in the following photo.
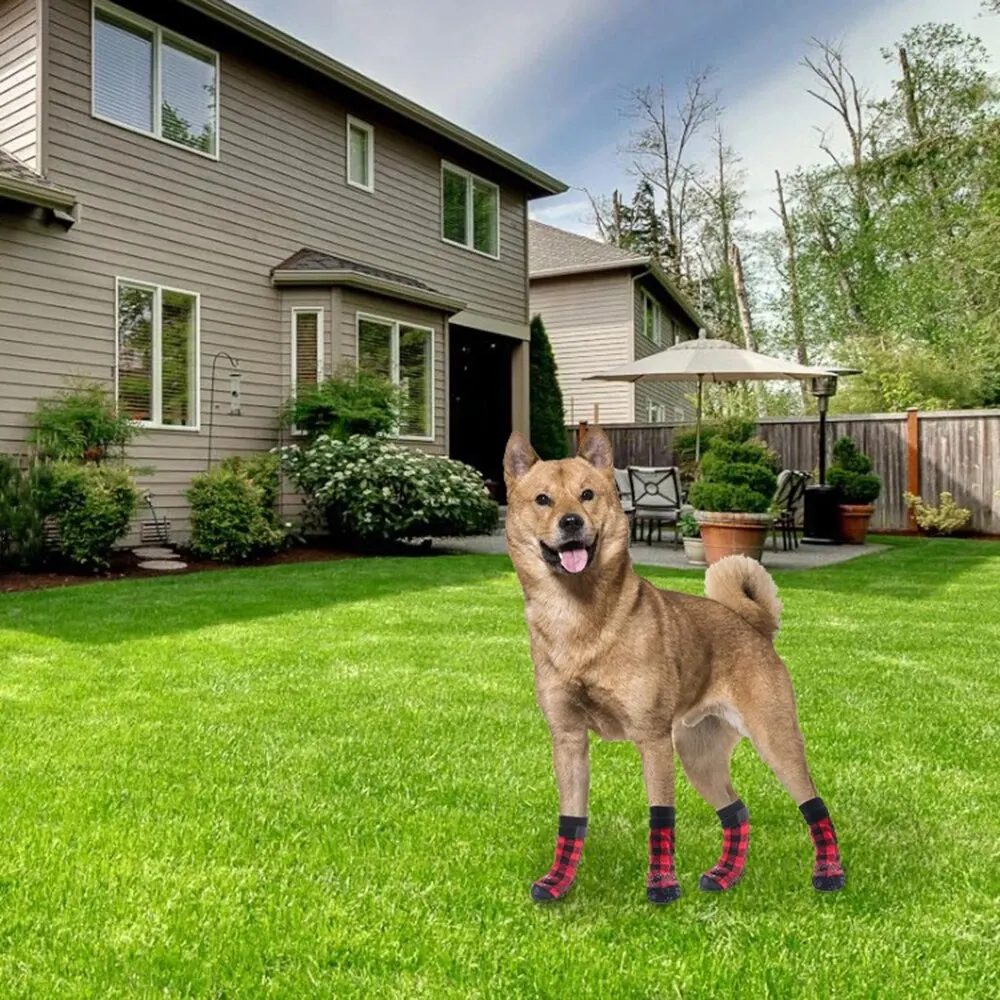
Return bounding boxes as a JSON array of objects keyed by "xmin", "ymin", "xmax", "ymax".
[
  {"xmin": 740, "ymin": 685, "xmax": 846, "ymax": 893},
  {"xmin": 674, "ymin": 715, "xmax": 750, "ymax": 893},
  {"xmin": 636, "ymin": 734, "xmax": 681, "ymax": 905}
]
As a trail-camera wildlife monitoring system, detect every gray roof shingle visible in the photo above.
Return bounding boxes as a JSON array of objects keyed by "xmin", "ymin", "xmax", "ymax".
[
  {"xmin": 0, "ymin": 149, "xmax": 53, "ymax": 187},
  {"xmin": 528, "ymin": 220, "xmax": 646, "ymax": 275},
  {"xmin": 272, "ymin": 248, "xmax": 434, "ymax": 291}
]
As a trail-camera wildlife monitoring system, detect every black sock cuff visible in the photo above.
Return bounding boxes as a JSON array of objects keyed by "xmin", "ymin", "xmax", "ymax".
[
  {"xmin": 717, "ymin": 799, "xmax": 749, "ymax": 828},
  {"xmin": 799, "ymin": 797, "xmax": 830, "ymax": 826},
  {"xmin": 558, "ymin": 815, "xmax": 588, "ymax": 839},
  {"xmin": 649, "ymin": 805, "xmax": 676, "ymax": 830}
]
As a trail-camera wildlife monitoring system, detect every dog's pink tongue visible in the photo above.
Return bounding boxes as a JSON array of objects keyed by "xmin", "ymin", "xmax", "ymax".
[{"xmin": 560, "ymin": 547, "xmax": 588, "ymax": 574}]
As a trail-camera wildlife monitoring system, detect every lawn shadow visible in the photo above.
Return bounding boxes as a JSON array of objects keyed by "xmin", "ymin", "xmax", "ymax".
[{"xmin": 0, "ymin": 553, "xmax": 515, "ymax": 646}]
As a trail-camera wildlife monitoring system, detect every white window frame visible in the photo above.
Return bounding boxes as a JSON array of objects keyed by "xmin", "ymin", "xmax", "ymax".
[
  {"xmin": 290, "ymin": 307, "xmax": 325, "ymax": 436},
  {"xmin": 440, "ymin": 161, "xmax": 500, "ymax": 260},
  {"xmin": 114, "ymin": 276, "xmax": 201, "ymax": 432},
  {"xmin": 346, "ymin": 116, "xmax": 375, "ymax": 192},
  {"xmin": 91, "ymin": 0, "xmax": 221, "ymax": 161},
  {"xmin": 647, "ymin": 401, "xmax": 667, "ymax": 423},
  {"xmin": 642, "ymin": 291, "xmax": 664, "ymax": 347},
  {"xmin": 355, "ymin": 312, "xmax": 435, "ymax": 442}
]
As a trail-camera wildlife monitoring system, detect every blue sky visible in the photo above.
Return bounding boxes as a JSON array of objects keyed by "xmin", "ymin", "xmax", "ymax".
[{"xmin": 233, "ymin": 0, "xmax": 1000, "ymax": 233}]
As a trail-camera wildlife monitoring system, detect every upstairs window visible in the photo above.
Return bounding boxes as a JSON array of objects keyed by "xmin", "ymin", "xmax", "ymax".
[
  {"xmin": 116, "ymin": 279, "xmax": 199, "ymax": 429},
  {"xmin": 347, "ymin": 117, "xmax": 374, "ymax": 191},
  {"xmin": 93, "ymin": 3, "xmax": 219, "ymax": 157},
  {"xmin": 441, "ymin": 163, "xmax": 499, "ymax": 257},
  {"xmin": 642, "ymin": 292, "xmax": 668, "ymax": 347}
]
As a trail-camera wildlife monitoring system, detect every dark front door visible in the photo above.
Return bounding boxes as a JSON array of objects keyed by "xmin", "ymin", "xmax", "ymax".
[{"xmin": 449, "ymin": 326, "xmax": 514, "ymax": 502}]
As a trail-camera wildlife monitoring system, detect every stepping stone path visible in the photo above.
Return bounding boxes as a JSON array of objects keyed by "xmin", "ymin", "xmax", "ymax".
[{"xmin": 134, "ymin": 546, "xmax": 188, "ymax": 572}]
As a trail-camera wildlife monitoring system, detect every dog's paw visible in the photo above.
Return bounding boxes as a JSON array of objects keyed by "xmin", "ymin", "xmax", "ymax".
[
  {"xmin": 699, "ymin": 871, "xmax": 743, "ymax": 893},
  {"xmin": 530, "ymin": 883, "xmax": 558, "ymax": 902},
  {"xmin": 812, "ymin": 871, "xmax": 846, "ymax": 892},
  {"xmin": 646, "ymin": 882, "xmax": 682, "ymax": 905}
]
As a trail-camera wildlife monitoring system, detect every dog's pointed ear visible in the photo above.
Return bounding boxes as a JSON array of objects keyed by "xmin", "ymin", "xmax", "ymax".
[
  {"xmin": 504, "ymin": 432, "xmax": 539, "ymax": 483},
  {"xmin": 577, "ymin": 427, "xmax": 614, "ymax": 473}
]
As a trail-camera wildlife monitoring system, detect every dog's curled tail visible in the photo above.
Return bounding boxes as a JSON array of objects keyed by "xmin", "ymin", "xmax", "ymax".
[{"xmin": 704, "ymin": 554, "xmax": 783, "ymax": 641}]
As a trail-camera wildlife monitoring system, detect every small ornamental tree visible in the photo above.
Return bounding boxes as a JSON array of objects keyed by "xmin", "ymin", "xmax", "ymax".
[{"xmin": 529, "ymin": 315, "xmax": 568, "ymax": 460}]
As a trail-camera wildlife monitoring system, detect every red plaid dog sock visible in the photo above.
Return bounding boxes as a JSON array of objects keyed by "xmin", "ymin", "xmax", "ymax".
[
  {"xmin": 700, "ymin": 799, "xmax": 750, "ymax": 892},
  {"xmin": 647, "ymin": 805, "xmax": 681, "ymax": 904},
  {"xmin": 800, "ymin": 797, "xmax": 846, "ymax": 892},
  {"xmin": 531, "ymin": 815, "xmax": 586, "ymax": 902}
]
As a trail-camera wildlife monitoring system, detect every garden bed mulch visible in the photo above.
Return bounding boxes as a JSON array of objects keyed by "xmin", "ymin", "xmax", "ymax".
[{"xmin": 0, "ymin": 544, "xmax": 358, "ymax": 594}]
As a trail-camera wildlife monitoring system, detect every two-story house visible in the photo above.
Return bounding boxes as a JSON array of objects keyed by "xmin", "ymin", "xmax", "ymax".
[
  {"xmin": 0, "ymin": 0, "xmax": 565, "ymax": 538},
  {"xmin": 528, "ymin": 221, "xmax": 702, "ymax": 426}
]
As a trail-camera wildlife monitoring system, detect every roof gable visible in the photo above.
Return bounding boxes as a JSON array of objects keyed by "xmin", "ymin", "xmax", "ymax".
[
  {"xmin": 528, "ymin": 220, "xmax": 645, "ymax": 273},
  {"xmin": 174, "ymin": 0, "xmax": 565, "ymax": 198}
]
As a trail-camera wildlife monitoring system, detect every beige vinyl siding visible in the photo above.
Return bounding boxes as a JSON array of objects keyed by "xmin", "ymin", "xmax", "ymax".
[
  {"xmin": 0, "ymin": 0, "xmax": 535, "ymax": 539},
  {"xmin": 0, "ymin": 0, "xmax": 40, "ymax": 169},
  {"xmin": 46, "ymin": 0, "xmax": 529, "ymax": 323},
  {"xmin": 633, "ymin": 277, "xmax": 697, "ymax": 423},
  {"xmin": 530, "ymin": 270, "xmax": 633, "ymax": 426},
  {"xmin": 337, "ymin": 289, "xmax": 448, "ymax": 455}
]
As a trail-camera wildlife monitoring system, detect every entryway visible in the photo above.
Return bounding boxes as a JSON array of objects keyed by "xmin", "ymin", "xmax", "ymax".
[{"xmin": 448, "ymin": 326, "xmax": 515, "ymax": 502}]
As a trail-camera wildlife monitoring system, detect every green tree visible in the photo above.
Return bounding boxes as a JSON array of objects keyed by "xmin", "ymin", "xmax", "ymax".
[{"xmin": 529, "ymin": 315, "xmax": 568, "ymax": 460}]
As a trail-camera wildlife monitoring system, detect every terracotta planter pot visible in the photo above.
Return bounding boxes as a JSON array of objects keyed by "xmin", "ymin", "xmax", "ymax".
[
  {"xmin": 694, "ymin": 511, "xmax": 772, "ymax": 565},
  {"xmin": 838, "ymin": 504, "xmax": 875, "ymax": 545},
  {"xmin": 682, "ymin": 537, "xmax": 706, "ymax": 566}
]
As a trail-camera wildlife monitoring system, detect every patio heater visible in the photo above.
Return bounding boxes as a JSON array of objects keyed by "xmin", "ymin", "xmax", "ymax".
[{"xmin": 801, "ymin": 373, "xmax": 841, "ymax": 545}]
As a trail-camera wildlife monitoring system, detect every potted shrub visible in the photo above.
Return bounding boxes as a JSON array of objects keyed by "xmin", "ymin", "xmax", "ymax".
[
  {"xmin": 677, "ymin": 511, "xmax": 705, "ymax": 566},
  {"xmin": 687, "ymin": 438, "xmax": 778, "ymax": 565},
  {"xmin": 827, "ymin": 437, "xmax": 882, "ymax": 544}
]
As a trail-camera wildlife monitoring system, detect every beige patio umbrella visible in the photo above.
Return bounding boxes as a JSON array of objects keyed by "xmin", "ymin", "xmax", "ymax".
[{"xmin": 586, "ymin": 329, "xmax": 837, "ymax": 460}]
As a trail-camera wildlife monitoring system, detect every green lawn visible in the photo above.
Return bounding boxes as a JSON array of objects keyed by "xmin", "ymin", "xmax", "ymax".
[{"xmin": 1, "ymin": 539, "xmax": 998, "ymax": 998}]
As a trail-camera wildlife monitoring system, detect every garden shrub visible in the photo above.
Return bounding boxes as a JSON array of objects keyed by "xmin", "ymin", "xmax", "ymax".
[
  {"xmin": 827, "ymin": 437, "xmax": 882, "ymax": 505},
  {"xmin": 282, "ymin": 366, "xmax": 400, "ymax": 442},
  {"xmin": 903, "ymin": 491, "xmax": 972, "ymax": 535},
  {"xmin": 280, "ymin": 434, "xmax": 499, "ymax": 543},
  {"xmin": 0, "ymin": 455, "xmax": 54, "ymax": 570},
  {"xmin": 29, "ymin": 380, "xmax": 139, "ymax": 463},
  {"xmin": 47, "ymin": 462, "xmax": 138, "ymax": 568},
  {"xmin": 187, "ymin": 454, "xmax": 286, "ymax": 563},
  {"xmin": 688, "ymin": 438, "xmax": 779, "ymax": 514}
]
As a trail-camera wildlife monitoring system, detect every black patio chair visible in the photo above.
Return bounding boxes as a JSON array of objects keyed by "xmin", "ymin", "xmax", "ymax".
[
  {"xmin": 771, "ymin": 470, "xmax": 810, "ymax": 551},
  {"xmin": 614, "ymin": 468, "xmax": 638, "ymax": 541},
  {"xmin": 628, "ymin": 466, "xmax": 683, "ymax": 545}
]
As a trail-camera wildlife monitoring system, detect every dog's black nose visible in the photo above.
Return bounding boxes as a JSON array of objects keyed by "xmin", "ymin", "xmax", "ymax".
[{"xmin": 559, "ymin": 513, "xmax": 584, "ymax": 533}]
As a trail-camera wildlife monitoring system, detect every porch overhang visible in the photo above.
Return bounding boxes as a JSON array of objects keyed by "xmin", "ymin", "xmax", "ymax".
[
  {"xmin": 0, "ymin": 151, "xmax": 78, "ymax": 222},
  {"xmin": 272, "ymin": 268, "xmax": 466, "ymax": 313},
  {"xmin": 450, "ymin": 310, "xmax": 530, "ymax": 341}
]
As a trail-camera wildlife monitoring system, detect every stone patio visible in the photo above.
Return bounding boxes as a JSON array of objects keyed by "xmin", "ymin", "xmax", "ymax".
[{"xmin": 436, "ymin": 532, "xmax": 888, "ymax": 571}]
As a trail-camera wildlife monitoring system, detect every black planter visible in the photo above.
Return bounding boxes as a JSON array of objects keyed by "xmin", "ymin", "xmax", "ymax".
[{"xmin": 801, "ymin": 485, "xmax": 842, "ymax": 545}]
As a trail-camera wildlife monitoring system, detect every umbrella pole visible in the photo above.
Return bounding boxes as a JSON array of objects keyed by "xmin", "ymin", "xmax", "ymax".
[{"xmin": 695, "ymin": 376, "xmax": 704, "ymax": 463}]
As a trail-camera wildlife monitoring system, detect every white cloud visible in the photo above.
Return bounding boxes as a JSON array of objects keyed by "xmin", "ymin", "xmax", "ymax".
[{"xmin": 728, "ymin": 0, "xmax": 1000, "ymax": 231}]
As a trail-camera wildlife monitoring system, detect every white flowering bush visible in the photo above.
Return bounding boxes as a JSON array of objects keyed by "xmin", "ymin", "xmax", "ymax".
[{"xmin": 279, "ymin": 435, "xmax": 499, "ymax": 542}]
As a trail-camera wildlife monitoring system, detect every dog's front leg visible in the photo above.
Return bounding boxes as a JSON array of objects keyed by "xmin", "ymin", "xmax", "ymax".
[
  {"xmin": 530, "ymin": 727, "xmax": 589, "ymax": 902},
  {"xmin": 638, "ymin": 735, "xmax": 681, "ymax": 904}
]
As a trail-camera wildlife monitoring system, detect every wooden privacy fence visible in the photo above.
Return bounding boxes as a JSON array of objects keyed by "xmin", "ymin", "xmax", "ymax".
[{"xmin": 567, "ymin": 409, "xmax": 1000, "ymax": 534}]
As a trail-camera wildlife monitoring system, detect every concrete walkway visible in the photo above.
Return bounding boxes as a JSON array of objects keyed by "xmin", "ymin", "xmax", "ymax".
[{"xmin": 436, "ymin": 533, "xmax": 888, "ymax": 571}]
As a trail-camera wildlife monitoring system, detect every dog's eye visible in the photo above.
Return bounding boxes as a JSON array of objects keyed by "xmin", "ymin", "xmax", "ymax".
[
  {"xmin": 535, "ymin": 493, "xmax": 552, "ymax": 507},
  {"xmin": 580, "ymin": 488, "xmax": 595, "ymax": 502}
]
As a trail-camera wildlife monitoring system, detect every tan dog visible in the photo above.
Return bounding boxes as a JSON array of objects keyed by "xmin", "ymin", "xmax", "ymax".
[{"xmin": 504, "ymin": 427, "xmax": 845, "ymax": 904}]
